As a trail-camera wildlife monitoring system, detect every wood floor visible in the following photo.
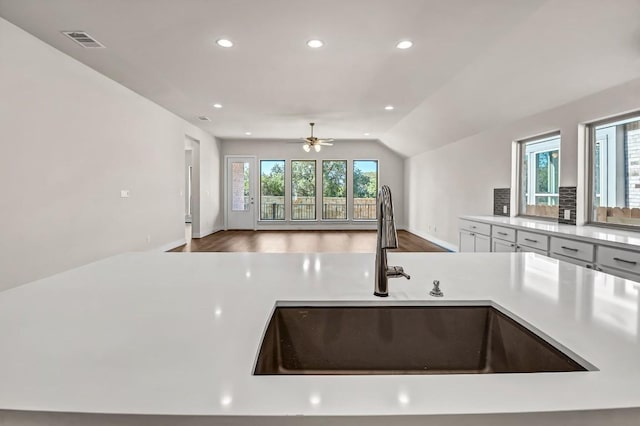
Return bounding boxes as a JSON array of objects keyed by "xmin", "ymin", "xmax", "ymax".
[{"xmin": 169, "ymin": 228, "xmax": 447, "ymax": 253}]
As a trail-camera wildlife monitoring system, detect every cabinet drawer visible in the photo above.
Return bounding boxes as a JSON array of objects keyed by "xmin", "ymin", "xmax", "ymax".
[
  {"xmin": 459, "ymin": 219, "xmax": 490, "ymax": 236},
  {"xmin": 492, "ymin": 238, "xmax": 517, "ymax": 252},
  {"xmin": 597, "ymin": 246, "xmax": 640, "ymax": 275},
  {"xmin": 491, "ymin": 226, "xmax": 515, "ymax": 242},
  {"xmin": 517, "ymin": 245, "xmax": 548, "ymax": 256},
  {"xmin": 517, "ymin": 230, "xmax": 549, "ymax": 252},
  {"xmin": 550, "ymin": 237, "xmax": 595, "ymax": 262},
  {"xmin": 549, "ymin": 252, "xmax": 594, "ymax": 269},
  {"xmin": 597, "ymin": 266, "xmax": 640, "ymax": 283}
]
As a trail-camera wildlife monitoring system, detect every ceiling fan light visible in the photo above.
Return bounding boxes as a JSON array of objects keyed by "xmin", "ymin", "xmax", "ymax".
[
  {"xmin": 303, "ymin": 144, "xmax": 311, "ymax": 152},
  {"xmin": 314, "ymin": 144, "xmax": 322, "ymax": 152}
]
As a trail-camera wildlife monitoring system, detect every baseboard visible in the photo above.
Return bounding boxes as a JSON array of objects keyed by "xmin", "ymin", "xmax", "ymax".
[
  {"xmin": 151, "ymin": 238, "xmax": 187, "ymax": 253},
  {"xmin": 406, "ymin": 227, "xmax": 458, "ymax": 252},
  {"xmin": 192, "ymin": 227, "xmax": 221, "ymax": 239}
]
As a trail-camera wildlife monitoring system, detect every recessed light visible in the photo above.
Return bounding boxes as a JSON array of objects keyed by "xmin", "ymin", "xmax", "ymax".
[
  {"xmin": 396, "ymin": 40, "xmax": 413, "ymax": 49},
  {"xmin": 216, "ymin": 39, "xmax": 233, "ymax": 48},
  {"xmin": 307, "ymin": 39, "xmax": 324, "ymax": 48},
  {"xmin": 212, "ymin": 103, "xmax": 223, "ymax": 109},
  {"xmin": 384, "ymin": 105, "xmax": 395, "ymax": 110},
  {"xmin": 245, "ymin": 132, "xmax": 252, "ymax": 136},
  {"xmin": 363, "ymin": 133, "xmax": 370, "ymax": 136}
]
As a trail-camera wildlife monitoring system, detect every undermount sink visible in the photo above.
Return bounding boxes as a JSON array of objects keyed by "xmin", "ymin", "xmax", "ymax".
[{"xmin": 254, "ymin": 304, "xmax": 587, "ymax": 375}]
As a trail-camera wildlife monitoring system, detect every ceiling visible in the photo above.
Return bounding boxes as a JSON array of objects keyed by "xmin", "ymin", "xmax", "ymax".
[{"xmin": 1, "ymin": 0, "xmax": 639, "ymax": 157}]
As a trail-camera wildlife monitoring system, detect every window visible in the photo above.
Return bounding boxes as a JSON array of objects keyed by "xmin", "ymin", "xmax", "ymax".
[
  {"xmin": 291, "ymin": 160, "xmax": 316, "ymax": 220},
  {"xmin": 260, "ymin": 160, "xmax": 285, "ymax": 220},
  {"xmin": 589, "ymin": 113, "xmax": 640, "ymax": 227},
  {"xmin": 519, "ymin": 133, "xmax": 560, "ymax": 219},
  {"xmin": 322, "ymin": 160, "xmax": 347, "ymax": 220},
  {"xmin": 353, "ymin": 160, "xmax": 378, "ymax": 220},
  {"xmin": 231, "ymin": 161, "xmax": 250, "ymax": 211}
]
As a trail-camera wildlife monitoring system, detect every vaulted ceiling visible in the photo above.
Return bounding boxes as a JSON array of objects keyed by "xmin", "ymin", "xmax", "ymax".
[{"xmin": 1, "ymin": 0, "xmax": 639, "ymax": 157}]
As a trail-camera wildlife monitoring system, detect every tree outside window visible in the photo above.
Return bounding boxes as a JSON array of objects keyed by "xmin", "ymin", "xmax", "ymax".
[
  {"xmin": 353, "ymin": 160, "xmax": 378, "ymax": 220},
  {"xmin": 322, "ymin": 160, "xmax": 347, "ymax": 219}
]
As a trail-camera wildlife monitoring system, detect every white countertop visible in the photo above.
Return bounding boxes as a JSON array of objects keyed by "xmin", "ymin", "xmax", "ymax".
[
  {"xmin": 462, "ymin": 215, "xmax": 640, "ymax": 249},
  {"xmin": 1, "ymin": 252, "xmax": 640, "ymax": 418}
]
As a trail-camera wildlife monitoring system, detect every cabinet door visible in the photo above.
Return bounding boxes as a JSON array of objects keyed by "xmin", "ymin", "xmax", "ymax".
[
  {"xmin": 459, "ymin": 230, "xmax": 476, "ymax": 252},
  {"xmin": 475, "ymin": 234, "xmax": 491, "ymax": 253},
  {"xmin": 493, "ymin": 239, "xmax": 516, "ymax": 253}
]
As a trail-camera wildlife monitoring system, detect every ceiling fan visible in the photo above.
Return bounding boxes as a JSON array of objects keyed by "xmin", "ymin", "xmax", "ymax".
[{"xmin": 300, "ymin": 122, "xmax": 333, "ymax": 152}]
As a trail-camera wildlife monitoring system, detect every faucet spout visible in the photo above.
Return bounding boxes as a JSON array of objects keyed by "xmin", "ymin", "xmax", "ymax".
[{"xmin": 374, "ymin": 185, "xmax": 409, "ymax": 297}]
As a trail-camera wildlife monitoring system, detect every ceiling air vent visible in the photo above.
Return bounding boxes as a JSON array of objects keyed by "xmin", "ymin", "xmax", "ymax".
[
  {"xmin": 62, "ymin": 31, "xmax": 105, "ymax": 48},
  {"xmin": 198, "ymin": 116, "xmax": 211, "ymax": 122}
]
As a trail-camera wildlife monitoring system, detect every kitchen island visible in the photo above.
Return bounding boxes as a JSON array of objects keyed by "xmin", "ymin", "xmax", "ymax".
[{"xmin": 1, "ymin": 252, "xmax": 639, "ymax": 425}]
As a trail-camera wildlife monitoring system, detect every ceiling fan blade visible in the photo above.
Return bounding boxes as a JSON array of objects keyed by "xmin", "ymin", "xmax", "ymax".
[{"xmin": 319, "ymin": 142, "xmax": 333, "ymax": 146}]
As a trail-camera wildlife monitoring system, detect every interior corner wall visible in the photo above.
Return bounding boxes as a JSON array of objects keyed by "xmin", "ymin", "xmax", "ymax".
[
  {"xmin": 403, "ymin": 77, "xmax": 640, "ymax": 249},
  {"xmin": 0, "ymin": 17, "xmax": 221, "ymax": 291}
]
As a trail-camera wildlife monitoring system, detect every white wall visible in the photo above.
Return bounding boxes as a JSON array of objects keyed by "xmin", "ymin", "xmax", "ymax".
[
  {"xmin": 0, "ymin": 18, "xmax": 222, "ymax": 291},
  {"xmin": 403, "ymin": 77, "xmax": 640, "ymax": 250},
  {"xmin": 221, "ymin": 138, "xmax": 405, "ymax": 229}
]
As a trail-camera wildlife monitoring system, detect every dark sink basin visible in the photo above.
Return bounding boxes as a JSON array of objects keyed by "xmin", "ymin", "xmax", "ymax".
[{"xmin": 254, "ymin": 305, "xmax": 587, "ymax": 375}]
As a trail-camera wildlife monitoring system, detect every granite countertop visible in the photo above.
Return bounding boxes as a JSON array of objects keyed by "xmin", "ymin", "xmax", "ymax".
[{"xmin": 0, "ymin": 252, "xmax": 639, "ymax": 422}]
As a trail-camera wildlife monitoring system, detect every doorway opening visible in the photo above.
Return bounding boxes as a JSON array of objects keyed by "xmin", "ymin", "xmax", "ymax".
[{"xmin": 185, "ymin": 136, "xmax": 200, "ymax": 241}]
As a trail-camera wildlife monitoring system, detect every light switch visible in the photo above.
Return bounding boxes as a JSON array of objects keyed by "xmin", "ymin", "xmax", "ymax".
[
  {"xmin": 503, "ymin": 205, "xmax": 507, "ymax": 214},
  {"xmin": 564, "ymin": 209, "xmax": 571, "ymax": 220},
  {"xmin": 120, "ymin": 190, "xmax": 130, "ymax": 198}
]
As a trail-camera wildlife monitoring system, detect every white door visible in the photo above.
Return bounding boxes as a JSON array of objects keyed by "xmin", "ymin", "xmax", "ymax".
[{"xmin": 226, "ymin": 156, "xmax": 256, "ymax": 229}]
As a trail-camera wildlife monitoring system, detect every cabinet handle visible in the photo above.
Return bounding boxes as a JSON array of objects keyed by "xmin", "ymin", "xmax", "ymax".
[
  {"xmin": 561, "ymin": 246, "xmax": 578, "ymax": 252},
  {"xmin": 613, "ymin": 257, "xmax": 637, "ymax": 265},
  {"xmin": 510, "ymin": 244, "xmax": 515, "ymax": 247},
  {"xmin": 470, "ymin": 225, "xmax": 477, "ymax": 229},
  {"xmin": 469, "ymin": 232, "xmax": 475, "ymax": 236},
  {"xmin": 524, "ymin": 238, "xmax": 538, "ymax": 243},
  {"xmin": 497, "ymin": 232, "xmax": 508, "ymax": 236}
]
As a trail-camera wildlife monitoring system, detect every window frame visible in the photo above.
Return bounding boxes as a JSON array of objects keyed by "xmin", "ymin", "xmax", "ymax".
[
  {"xmin": 517, "ymin": 131, "xmax": 561, "ymax": 220},
  {"xmin": 352, "ymin": 159, "xmax": 379, "ymax": 221},
  {"xmin": 321, "ymin": 159, "xmax": 349, "ymax": 221},
  {"xmin": 587, "ymin": 110, "xmax": 640, "ymax": 230},
  {"xmin": 259, "ymin": 159, "xmax": 286, "ymax": 221},
  {"xmin": 290, "ymin": 159, "xmax": 317, "ymax": 221}
]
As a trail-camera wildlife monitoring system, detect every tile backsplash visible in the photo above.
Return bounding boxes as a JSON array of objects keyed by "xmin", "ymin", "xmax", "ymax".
[
  {"xmin": 493, "ymin": 188, "xmax": 510, "ymax": 216},
  {"xmin": 558, "ymin": 186, "xmax": 577, "ymax": 225}
]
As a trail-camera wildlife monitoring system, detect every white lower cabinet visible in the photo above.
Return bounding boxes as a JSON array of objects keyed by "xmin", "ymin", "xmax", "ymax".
[
  {"xmin": 459, "ymin": 230, "xmax": 490, "ymax": 252},
  {"xmin": 459, "ymin": 217, "xmax": 640, "ymax": 282},
  {"xmin": 459, "ymin": 230, "xmax": 476, "ymax": 252},
  {"xmin": 475, "ymin": 234, "xmax": 491, "ymax": 252}
]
